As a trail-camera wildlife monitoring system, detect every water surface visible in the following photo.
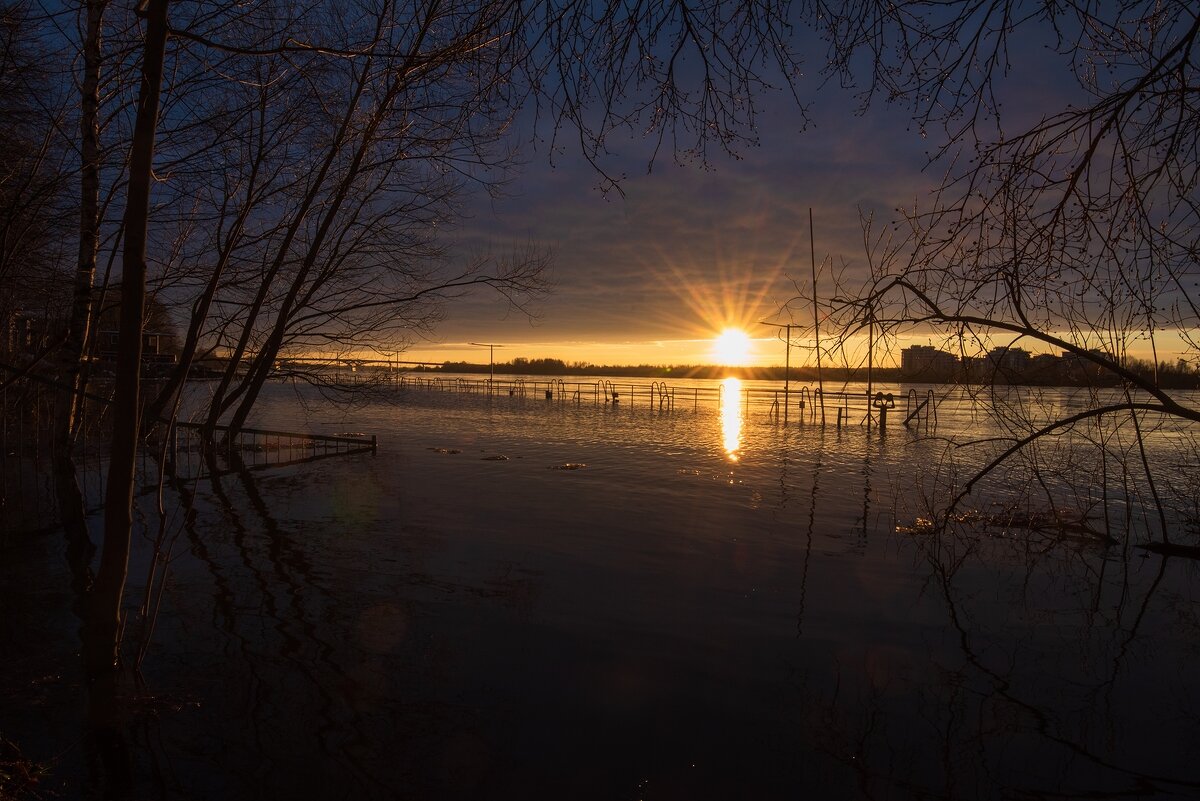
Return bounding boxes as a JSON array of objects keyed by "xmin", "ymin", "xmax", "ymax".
[{"xmin": 2, "ymin": 377, "xmax": 1198, "ymax": 799}]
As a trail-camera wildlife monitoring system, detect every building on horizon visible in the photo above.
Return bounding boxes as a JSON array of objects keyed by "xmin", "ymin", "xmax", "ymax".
[
  {"xmin": 987, "ymin": 346, "xmax": 1031, "ymax": 375},
  {"xmin": 900, "ymin": 345, "xmax": 958, "ymax": 380},
  {"xmin": 1028, "ymin": 352, "xmax": 1063, "ymax": 382},
  {"xmin": 1060, "ymin": 349, "xmax": 1112, "ymax": 383},
  {"xmin": 959, "ymin": 346, "xmax": 1032, "ymax": 382}
]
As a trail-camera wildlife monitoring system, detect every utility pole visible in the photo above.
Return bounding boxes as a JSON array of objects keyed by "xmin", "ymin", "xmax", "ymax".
[
  {"xmin": 761, "ymin": 321, "xmax": 794, "ymax": 425},
  {"xmin": 470, "ymin": 342, "xmax": 503, "ymax": 393},
  {"xmin": 810, "ymin": 208, "xmax": 824, "ymax": 425},
  {"xmin": 866, "ymin": 302, "xmax": 873, "ymax": 432}
]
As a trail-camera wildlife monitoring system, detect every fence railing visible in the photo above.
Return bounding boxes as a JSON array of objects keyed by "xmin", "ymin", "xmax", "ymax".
[
  {"xmin": 370, "ymin": 373, "xmax": 937, "ymax": 429},
  {"xmin": 0, "ymin": 365, "xmax": 378, "ymax": 539}
]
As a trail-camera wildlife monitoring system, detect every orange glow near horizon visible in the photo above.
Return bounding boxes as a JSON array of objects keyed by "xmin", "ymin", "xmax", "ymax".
[
  {"xmin": 345, "ymin": 325, "xmax": 1191, "ymax": 369},
  {"xmin": 630, "ymin": 241, "xmax": 795, "ymax": 363}
]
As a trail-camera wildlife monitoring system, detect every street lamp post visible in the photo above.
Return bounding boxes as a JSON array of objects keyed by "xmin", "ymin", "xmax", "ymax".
[{"xmin": 469, "ymin": 342, "xmax": 503, "ymax": 393}]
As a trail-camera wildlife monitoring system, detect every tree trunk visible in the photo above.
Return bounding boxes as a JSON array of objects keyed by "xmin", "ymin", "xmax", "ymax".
[
  {"xmin": 86, "ymin": 0, "xmax": 169, "ymax": 679},
  {"xmin": 54, "ymin": 0, "xmax": 106, "ymax": 562}
]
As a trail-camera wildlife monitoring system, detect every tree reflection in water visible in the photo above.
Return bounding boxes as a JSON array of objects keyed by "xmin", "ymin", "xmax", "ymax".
[
  {"xmin": 4, "ymin": 398, "xmax": 1198, "ymax": 800},
  {"xmin": 806, "ymin": 526, "xmax": 1200, "ymax": 798}
]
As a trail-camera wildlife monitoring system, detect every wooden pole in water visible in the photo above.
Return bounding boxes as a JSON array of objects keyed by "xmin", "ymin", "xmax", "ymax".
[{"xmin": 810, "ymin": 208, "xmax": 824, "ymax": 424}]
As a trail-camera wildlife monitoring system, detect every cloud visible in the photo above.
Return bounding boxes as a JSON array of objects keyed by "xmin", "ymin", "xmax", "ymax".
[{"xmin": 431, "ymin": 78, "xmax": 943, "ymax": 360}]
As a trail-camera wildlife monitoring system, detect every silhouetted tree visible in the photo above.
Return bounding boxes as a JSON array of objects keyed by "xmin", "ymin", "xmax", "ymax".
[
  {"xmin": 53, "ymin": 0, "xmax": 107, "ymax": 559},
  {"xmin": 83, "ymin": 0, "xmax": 808, "ymax": 687},
  {"xmin": 0, "ymin": 2, "xmax": 72, "ymax": 329},
  {"xmin": 790, "ymin": 1, "xmax": 1200, "ymax": 542},
  {"xmin": 88, "ymin": 0, "xmax": 170, "ymax": 680}
]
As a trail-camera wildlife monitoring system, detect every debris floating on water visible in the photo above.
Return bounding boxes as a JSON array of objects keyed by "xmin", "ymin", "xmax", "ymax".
[
  {"xmin": 481, "ymin": 455, "xmax": 509, "ymax": 461},
  {"xmin": 427, "ymin": 447, "xmax": 462, "ymax": 454},
  {"xmin": 895, "ymin": 509, "xmax": 1114, "ymax": 543},
  {"xmin": 550, "ymin": 463, "xmax": 586, "ymax": 470}
]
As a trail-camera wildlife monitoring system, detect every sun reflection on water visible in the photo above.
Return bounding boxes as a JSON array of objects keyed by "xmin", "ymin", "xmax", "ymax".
[{"xmin": 720, "ymin": 377, "xmax": 742, "ymax": 461}]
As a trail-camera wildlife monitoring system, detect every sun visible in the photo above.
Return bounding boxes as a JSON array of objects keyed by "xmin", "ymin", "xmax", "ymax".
[{"xmin": 711, "ymin": 328, "xmax": 753, "ymax": 366}]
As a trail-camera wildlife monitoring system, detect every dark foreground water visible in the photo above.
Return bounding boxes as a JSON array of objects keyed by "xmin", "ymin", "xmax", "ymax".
[{"xmin": 3, "ymin": 379, "xmax": 1199, "ymax": 799}]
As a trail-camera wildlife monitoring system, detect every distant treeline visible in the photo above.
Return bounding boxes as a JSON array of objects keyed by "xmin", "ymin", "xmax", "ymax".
[
  {"xmin": 420, "ymin": 358, "xmax": 830, "ymax": 380},
  {"xmin": 412, "ymin": 356, "xmax": 1200, "ymax": 388}
]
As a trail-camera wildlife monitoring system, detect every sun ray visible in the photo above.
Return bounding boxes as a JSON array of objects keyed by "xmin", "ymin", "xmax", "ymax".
[{"xmin": 635, "ymin": 234, "xmax": 804, "ymax": 352}]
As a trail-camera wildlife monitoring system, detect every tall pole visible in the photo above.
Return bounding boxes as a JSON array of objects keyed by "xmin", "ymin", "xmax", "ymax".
[
  {"xmin": 760, "ymin": 321, "xmax": 794, "ymax": 425},
  {"xmin": 866, "ymin": 304, "xmax": 873, "ymax": 431},
  {"xmin": 784, "ymin": 325, "xmax": 791, "ymax": 426},
  {"xmin": 810, "ymin": 208, "xmax": 824, "ymax": 425},
  {"xmin": 470, "ymin": 342, "xmax": 503, "ymax": 394}
]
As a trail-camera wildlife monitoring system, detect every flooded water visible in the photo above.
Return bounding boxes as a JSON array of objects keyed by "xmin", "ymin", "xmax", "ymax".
[{"xmin": 2, "ymin": 377, "xmax": 1199, "ymax": 799}]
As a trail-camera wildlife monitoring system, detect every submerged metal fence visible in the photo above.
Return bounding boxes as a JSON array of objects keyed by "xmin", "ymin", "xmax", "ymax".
[
  {"xmin": 0, "ymin": 366, "xmax": 378, "ymax": 539},
  {"xmin": 341, "ymin": 372, "xmax": 943, "ymax": 432},
  {"xmin": 168, "ymin": 423, "xmax": 376, "ymax": 479}
]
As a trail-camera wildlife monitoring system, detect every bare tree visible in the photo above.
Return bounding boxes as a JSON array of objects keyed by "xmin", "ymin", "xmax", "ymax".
[
  {"xmin": 0, "ymin": 2, "xmax": 73, "ymax": 329},
  {"xmin": 87, "ymin": 0, "xmax": 170, "ymax": 679},
  {"xmin": 52, "ymin": 0, "xmax": 107, "ymax": 558},
  {"xmin": 788, "ymin": 2, "xmax": 1200, "ymax": 540},
  {"xmin": 185, "ymin": 0, "xmax": 548, "ymax": 437},
  {"xmin": 68, "ymin": 0, "xmax": 809, "ymax": 685},
  {"xmin": 114, "ymin": 0, "xmax": 807, "ymax": 438}
]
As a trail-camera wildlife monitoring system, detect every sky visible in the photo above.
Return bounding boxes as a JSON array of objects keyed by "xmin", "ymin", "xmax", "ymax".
[
  {"xmin": 402, "ymin": 81, "xmax": 935, "ymax": 368},
  {"xmin": 387, "ymin": 14, "xmax": 1180, "ymax": 370}
]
